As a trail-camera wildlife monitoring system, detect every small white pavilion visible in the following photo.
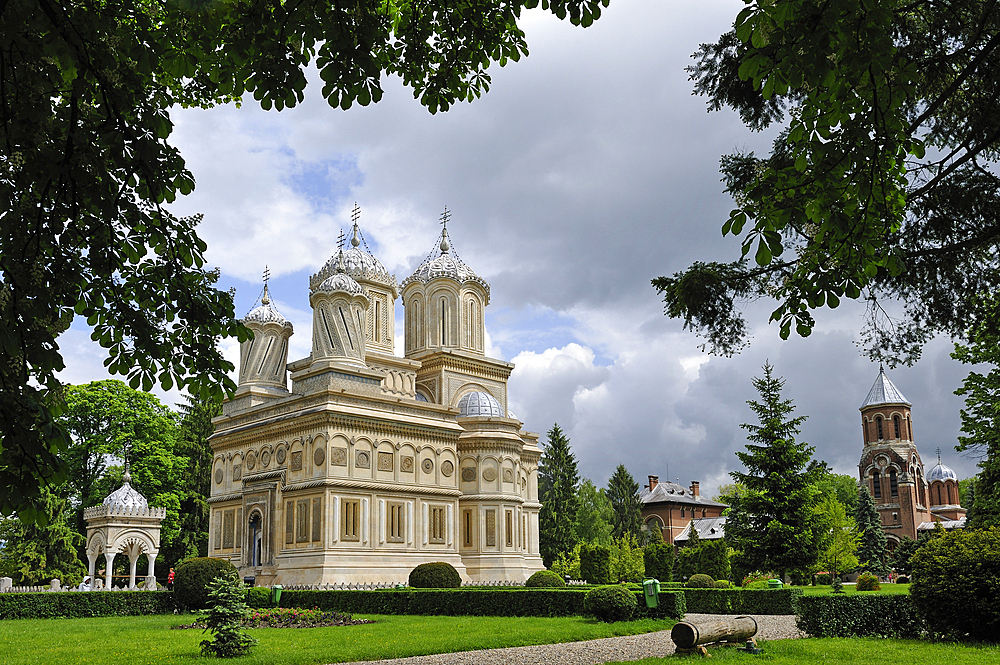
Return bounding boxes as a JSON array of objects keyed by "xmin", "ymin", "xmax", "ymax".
[{"xmin": 83, "ymin": 466, "xmax": 165, "ymax": 590}]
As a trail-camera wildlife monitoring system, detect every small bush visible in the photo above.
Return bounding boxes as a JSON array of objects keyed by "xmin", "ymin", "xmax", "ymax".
[
  {"xmin": 583, "ymin": 585, "xmax": 637, "ymax": 622},
  {"xmin": 174, "ymin": 558, "xmax": 238, "ymax": 610},
  {"xmin": 686, "ymin": 573, "xmax": 715, "ymax": 588},
  {"xmin": 911, "ymin": 526, "xmax": 1000, "ymax": 641},
  {"xmin": 856, "ymin": 573, "xmax": 881, "ymax": 591},
  {"xmin": 643, "ymin": 542, "xmax": 674, "ymax": 583},
  {"xmin": 814, "ymin": 573, "xmax": 832, "ymax": 585},
  {"xmin": 896, "ymin": 575, "xmax": 910, "ymax": 584},
  {"xmin": 526, "ymin": 570, "xmax": 565, "ymax": 588},
  {"xmin": 714, "ymin": 579, "xmax": 732, "ymax": 588},
  {"xmin": 408, "ymin": 562, "xmax": 461, "ymax": 588},
  {"xmin": 796, "ymin": 595, "xmax": 922, "ymax": 638},
  {"xmin": 580, "ymin": 543, "xmax": 612, "ymax": 584}
]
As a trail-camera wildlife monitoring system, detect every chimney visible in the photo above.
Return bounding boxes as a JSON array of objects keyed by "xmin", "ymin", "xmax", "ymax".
[
  {"xmin": 689, "ymin": 481, "xmax": 700, "ymax": 498},
  {"xmin": 648, "ymin": 475, "xmax": 659, "ymax": 490}
]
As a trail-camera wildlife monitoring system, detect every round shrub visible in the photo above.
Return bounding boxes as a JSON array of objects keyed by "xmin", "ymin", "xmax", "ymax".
[
  {"xmin": 408, "ymin": 562, "xmax": 461, "ymax": 588},
  {"xmin": 714, "ymin": 579, "xmax": 732, "ymax": 588},
  {"xmin": 814, "ymin": 573, "xmax": 833, "ymax": 585},
  {"xmin": 526, "ymin": 570, "xmax": 566, "ymax": 588},
  {"xmin": 583, "ymin": 585, "xmax": 637, "ymax": 623},
  {"xmin": 686, "ymin": 573, "xmax": 715, "ymax": 588},
  {"xmin": 911, "ymin": 526, "xmax": 1000, "ymax": 641},
  {"xmin": 173, "ymin": 557, "xmax": 239, "ymax": 610},
  {"xmin": 856, "ymin": 572, "xmax": 881, "ymax": 591}
]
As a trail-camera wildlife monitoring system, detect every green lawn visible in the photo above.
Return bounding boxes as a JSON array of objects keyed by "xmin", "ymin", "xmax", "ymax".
[
  {"xmin": 0, "ymin": 614, "xmax": 671, "ymax": 665},
  {"xmin": 797, "ymin": 583, "xmax": 911, "ymax": 596},
  {"xmin": 607, "ymin": 637, "xmax": 1000, "ymax": 664}
]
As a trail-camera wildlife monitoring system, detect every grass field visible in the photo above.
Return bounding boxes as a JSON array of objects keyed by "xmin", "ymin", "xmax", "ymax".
[
  {"xmin": 797, "ymin": 583, "xmax": 911, "ymax": 596},
  {"xmin": 607, "ymin": 636, "xmax": 1000, "ymax": 664},
  {"xmin": 0, "ymin": 614, "xmax": 671, "ymax": 665}
]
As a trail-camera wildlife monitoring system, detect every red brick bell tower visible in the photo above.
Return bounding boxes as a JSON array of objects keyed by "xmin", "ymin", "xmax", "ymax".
[{"xmin": 857, "ymin": 367, "xmax": 932, "ymax": 544}]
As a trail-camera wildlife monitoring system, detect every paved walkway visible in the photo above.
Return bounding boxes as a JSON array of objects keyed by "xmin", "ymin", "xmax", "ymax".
[{"xmin": 341, "ymin": 614, "xmax": 805, "ymax": 665}]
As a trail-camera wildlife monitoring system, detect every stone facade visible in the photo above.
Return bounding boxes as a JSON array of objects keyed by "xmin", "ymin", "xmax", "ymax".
[
  {"xmin": 209, "ymin": 220, "xmax": 544, "ymax": 584},
  {"xmin": 639, "ymin": 476, "xmax": 727, "ymax": 546},
  {"xmin": 856, "ymin": 368, "xmax": 966, "ymax": 545}
]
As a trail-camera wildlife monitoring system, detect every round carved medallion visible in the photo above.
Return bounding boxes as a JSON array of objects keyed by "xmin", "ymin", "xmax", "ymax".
[
  {"xmin": 260, "ymin": 450, "xmax": 271, "ymax": 467},
  {"xmin": 214, "ymin": 468, "xmax": 223, "ymax": 484},
  {"xmin": 276, "ymin": 446, "xmax": 287, "ymax": 464},
  {"xmin": 482, "ymin": 467, "xmax": 498, "ymax": 482},
  {"xmin": 245, "ymin": 451, "xmax": 256, "ymax": 471},
  {"xmin": 314, "ymin": 447, "xmax": 326, "ymax": 466},
  {"xmin": 357, "ymin": 450, "xmax": 371, "ymax": 468},
  {"xmin": 502, "ymin": 468, "xmax": 514, "ymax": 483},
  {"xmin": 441, "ymin": 460, "xmax": 454, "ymax": 477},
  {"xmin": 461, "ymin": 467, "xmax": 476, "ymax": 482},
  {"xmin": 422, "ymin": 458, "xmax": 434, "ymax": 473}
]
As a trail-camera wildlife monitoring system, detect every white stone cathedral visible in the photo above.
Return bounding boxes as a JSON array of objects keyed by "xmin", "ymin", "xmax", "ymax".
[{"xmin": 208, "ymin": 213, "xmax": 544, "ymax": 584}]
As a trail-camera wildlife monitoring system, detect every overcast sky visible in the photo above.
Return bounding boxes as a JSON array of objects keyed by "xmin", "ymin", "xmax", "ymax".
[{"xmin": 58, "ymin": 0, "xmax": 981, "ymax": 496}]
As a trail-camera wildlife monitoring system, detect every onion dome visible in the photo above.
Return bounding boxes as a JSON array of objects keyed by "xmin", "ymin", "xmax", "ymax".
[
  {"xmin": 316, "ymin": 251, "xmax": 367, "ymax": 297},
  {"xmin": 457, "ymin": 391, "xmax": 503, "ymax": 417},
  {"xmin": 927, "ymin": 450, "xmax": 958, "ymax": 482},
  {"xmin": 102, "ymin": 466, "xmax": 148, "ymax": 512},
  {"xmin": 311, "ymin": 226, "xmax": 397, "ymax": 294},
  {"xmin": 400, "ymin": 228, "xmax": 490, "ymax": 303},
  {"xmin": 860, "ymin": 366, "xmax": 911, "ymax": 409},
  {"xmin": 243, "ymin": 284, "xmax": 291, "ymax": 327}
]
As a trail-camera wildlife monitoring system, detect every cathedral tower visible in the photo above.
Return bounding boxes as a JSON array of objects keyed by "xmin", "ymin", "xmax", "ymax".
[
  {"xmin": 308, "ymin": 251, "xmax": 370, "ymax": 368},
  {"xmin": 238, "ymin": 280, "xmax": 293, "ymax": 392}
]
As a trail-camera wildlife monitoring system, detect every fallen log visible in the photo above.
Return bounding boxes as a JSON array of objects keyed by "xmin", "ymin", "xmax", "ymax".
[{"xmin": 671, "ymin": 615, "xmax": 758, "ymax": 650}]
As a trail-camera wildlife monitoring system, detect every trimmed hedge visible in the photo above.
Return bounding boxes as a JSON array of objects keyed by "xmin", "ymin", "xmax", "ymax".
[
  {"xmin": 795, "ymin": 594, "xmax": 922, "ymax": 638},
  {"xmin": 526, "ymin": 570, "xmax": 566, "ymax": 588},
  {"xmin": 0, "ymin": 591, "xmax": 175, "ymax": 619},
  {"xmin": 276, "ymin": 587, "xmax": 685, "ymax": 619},
  {"xmin": 683, "ymin": 588, "xmax": 802, "ymax": 615},
  {"xmin": 584, "ymin": 585, "xmax": 637, "ymax": 622},
  {"xmin": 408, "ymin": 562, "xmax": 461, "ymax": 588},
  {"xmin": 643, "ymin": 543, "xmax": 674, "ymax": 583},
  {"xmin": 580, "ymin": 544, "xmax": 612, "ymax": 584}
]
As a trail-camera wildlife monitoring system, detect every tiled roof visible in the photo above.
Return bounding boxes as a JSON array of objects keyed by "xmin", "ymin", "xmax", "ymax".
[
  {"xmin": 675, "ymin": 517, "xmax": 727, "ymax": 542},
  {"xmin": 639, "ymin": 480, "xmax": 727, "ymax": 508}
]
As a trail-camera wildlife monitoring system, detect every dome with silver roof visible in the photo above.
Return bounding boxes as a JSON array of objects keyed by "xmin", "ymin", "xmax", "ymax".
[
  {"xmin": 310, "ymin": 221, "xmax": 397, "ymax": 293},
  {"xmin": 861, "ymin": 366, "xmax": 911, "ymax": 408},
  {"xmin": 927, "ymin": 462, "xmax": 958, "ymax": 482},
  {"xmin": 243, "ymin": 284, "xmax": 291, "ymax": 327},
  {"xmin": 102, "ymin": 467, "xmax": 148, "ymax": 512},
  {"xmin": 457, "ymin": 391, "xmax": 503, "ymax": 418},
  {"xmin": 315, "ymin": 251, "xmax": 368, "ymax": 297},
  {"xmin": 400, "ymin": 227, "xmax": 491, "ymax": 302}
]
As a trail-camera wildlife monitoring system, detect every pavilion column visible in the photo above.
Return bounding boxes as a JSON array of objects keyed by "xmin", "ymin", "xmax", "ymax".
[
  {"xmin": 145, "ymin": 550, "xmax": 158, "ymax": 590},
  {"xmin": 128, "ymin": 555, "xmax": 138, "ymax": 589},
  {"xmin": 87, "ymin": 551, "xmax": 98, "ymax": 584},
  {"xmin": 103, "ymin": 551, "xmax": 115, "ymax": 590}
]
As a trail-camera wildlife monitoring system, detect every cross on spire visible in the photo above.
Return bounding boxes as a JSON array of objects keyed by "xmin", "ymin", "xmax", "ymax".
[
  {"xmin": 351, "ymin": 202, "xmax": 361, "ymax": 226},
  {"xmin": 440, "ymin": 205, "xmax": 451, "ymax": 230},
  {"xmin": 262, "ymin": 265, "xmax": 270, "ymax": 286},
  {"xmin": 337, "ymin": 229, "xmax": 346, "ymax": 250},
  {"xmin": 936, "ymin": 447, "xmax": 942, "ymax": 462}
]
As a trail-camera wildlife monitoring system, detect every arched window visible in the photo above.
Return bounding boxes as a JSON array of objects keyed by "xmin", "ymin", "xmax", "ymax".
[
  {"xmin": 947, "ymin": 482, "xmax": 955, "ymax": 505},
  {"xmin": 876, "ymin": 416, "xmax": 884, "ymax": 440},
  {"xmin": 889, "ymin": 469, "xmax": 898, "ymax": 497},
  {"xmin": 440, "ymin": 297, "xmax": 449, "ymax": 346},
  {"xmin": 893, "ymin": 415, "xmax": 901, "ymax": 439},
  {"xmin": 872, "ymin": 471, "xmax": 882, "ymax": 499}
]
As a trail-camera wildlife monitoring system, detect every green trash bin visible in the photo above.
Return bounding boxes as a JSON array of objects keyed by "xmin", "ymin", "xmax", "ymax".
[
  {"xmin": 271, "ymin": 585, "xmax": 283, "ymax": 606},
  {"xmin": 642, "ymin": 578, "xmax": 660, "ymax": 608},
  {"xmin": 767, "ymin": 578, "xmax": 783, "ymax": 588}
]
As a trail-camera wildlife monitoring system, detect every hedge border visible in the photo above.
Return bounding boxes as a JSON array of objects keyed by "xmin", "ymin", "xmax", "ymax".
[
  {"xmin": 0, "ymin": 591, "xmax": 175, "ymax": 620},
  {"xmin": 682, "ymin": 588, "xmax": 803, "ymax": 615},
  {"xmin": 795, "ymin": 594, "xmax": 922, "ymax": 638}
]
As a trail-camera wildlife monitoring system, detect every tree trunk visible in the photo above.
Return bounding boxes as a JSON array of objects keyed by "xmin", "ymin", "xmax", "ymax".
[{"xmin": 671, "ymin": 616, "xmax": 758, "ymax": 648}]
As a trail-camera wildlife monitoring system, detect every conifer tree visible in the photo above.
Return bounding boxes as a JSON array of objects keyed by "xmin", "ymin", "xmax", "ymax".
[
  {"xmin": 855, "ymin": 486, "xmax": 891, "ymax": 576},
  {"xmin": 0, "ymin": 486, "xmax": 86, "ymax": 586},
  {"xmin": 538, "ymin": 424, "xmax": 580, "ymax": 567},
  {"xmin": 726, "ymin": 362, "xmax": 823, "ymax": 581},
  {"xmin": 606, "ymin": 464, "xmax": 642, "ymax": 540}
]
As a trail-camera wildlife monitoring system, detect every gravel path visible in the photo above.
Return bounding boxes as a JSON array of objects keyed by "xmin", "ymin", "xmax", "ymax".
[{"xmin": 340, "ymin": 614, "xmax": 805, "ymax": 665}]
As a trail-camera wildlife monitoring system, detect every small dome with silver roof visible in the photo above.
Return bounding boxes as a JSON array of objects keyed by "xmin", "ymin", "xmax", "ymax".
[
  {"xmin": 457, "ymin": 391, "xmax": 503, "ymax": 418},
  {"xmin": 243, "ymin": 283, "xmax": 291, "ymax": 327},
  {"xmin": 316, "ymin": 251, "xmax": 367, "ymax": 297},
  {"xmin": 102, "ymin": 465, "xmax": 148, "ymax": 512},
  {"xmin": 927, "ymin": 449, "xmax": 958, "ymax": 482},
  {"xmin": 310, "ymin": 208, "xmax": 397, "ymax": 293}
]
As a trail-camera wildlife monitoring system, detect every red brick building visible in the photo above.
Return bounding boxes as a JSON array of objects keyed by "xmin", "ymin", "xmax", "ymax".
[
  {"xmin": 639, "ymin": 476, "xmax": 727, "ymax": 545},
  {"xmin": 857, "ymin": 367, "xmax": 966, "ymax": 546}
]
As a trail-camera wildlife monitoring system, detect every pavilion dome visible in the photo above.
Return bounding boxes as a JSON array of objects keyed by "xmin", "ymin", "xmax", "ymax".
[
  {"xmin": 927, "ymin": 461, "xmax": 958, "ymax": 482},
  {"xmin": 102, "ymin": 469, "xmax": 148, "ymax": 512},
  {"xmin": 457, "ymin": 391, "xmax": 503, "ymax": 418}
]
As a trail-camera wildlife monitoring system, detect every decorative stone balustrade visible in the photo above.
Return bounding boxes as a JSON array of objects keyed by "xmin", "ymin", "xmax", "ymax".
[{"xmin": 83, "ymin": 503, "xmax": 167, "ymax": 520}]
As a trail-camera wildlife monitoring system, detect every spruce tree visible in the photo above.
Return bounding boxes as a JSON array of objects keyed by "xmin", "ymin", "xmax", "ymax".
[
  {"xmin": 606, "ymin": 464, "xmax": 642, "ymax": 540},
  {"xmin": 726, "ymin": 362, "xmax": 823, "ymax": 581},
  {"xmin": 855, "ymin": 486, "xmax": 891, "ymax": 576},
  {"xmin": 538, "ymin": 424, "xmax": 580, "ymax": 567},
  {"xmin": 0, "ymin": 486, "xmax": 86, "ymax": 586}
]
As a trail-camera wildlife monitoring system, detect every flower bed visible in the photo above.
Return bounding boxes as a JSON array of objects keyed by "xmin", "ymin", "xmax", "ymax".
[{"xmin": 172, "ymin": 607, "xmax": 373, "ymax": 629}]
